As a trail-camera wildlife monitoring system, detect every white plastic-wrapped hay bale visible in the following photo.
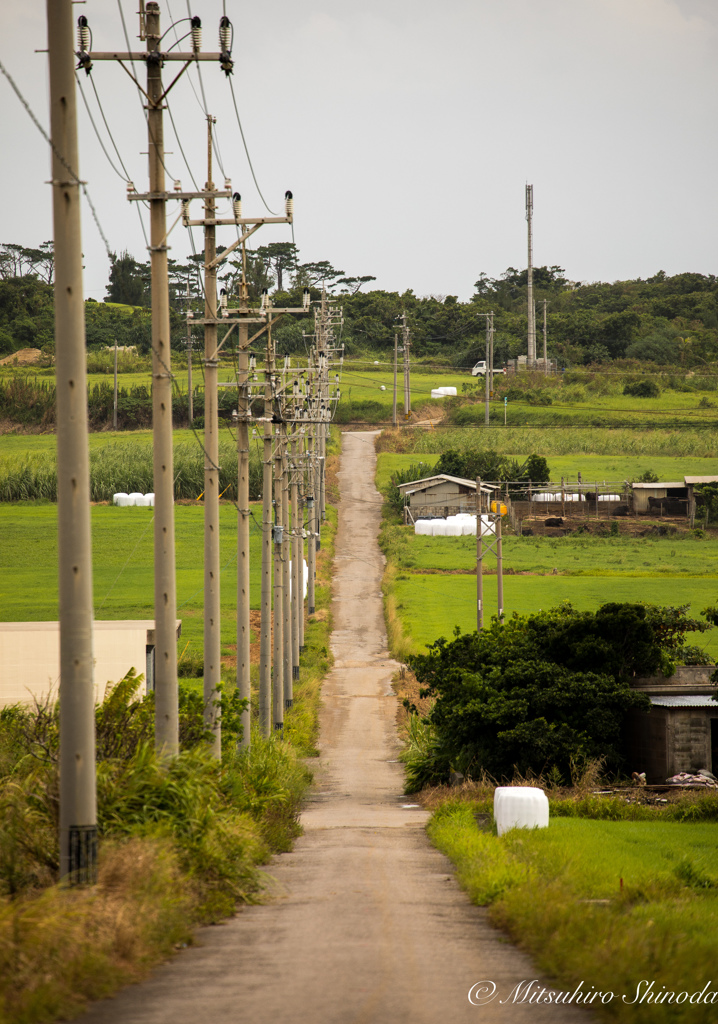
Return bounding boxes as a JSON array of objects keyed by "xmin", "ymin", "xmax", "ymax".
[
  {"xmin": 127, "ymin": 492, "xmax": 145, "ymax": 506},
  {"xmin": 430, "ymin": 519, "xmax": 448, "ymax": 536},
  {"xmin": 145, "ymin": 493, "xmax": 155, "ymax": 507},
  {"xmin": 461, "ymin": 517, "xmax": 477, "ymax": 536},
  {"xmin": 414, "ymin": 519, "xmax": 433, "ymax": 536},
  {"xmin": 444, "ymin": 519, "xmax": 462, "ymax": 536},
  {"xmin": 113, "ymin": 492, "xmax": 130, "ymax": 507},
  {"xmin": 494, "ymin": 786, "xmax": 549, "ymax": 837},
  {"xmin": 133, "ymin": 494, "xmax": 151, "ymax": 507}
]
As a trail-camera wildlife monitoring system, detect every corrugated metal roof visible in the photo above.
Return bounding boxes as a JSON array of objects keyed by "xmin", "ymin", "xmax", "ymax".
[
  {"xmin": 685, "ymin": 476, "xmax": 718, "ymax": 485},
  {"xmin": 397, "ymin": 475, "xmax": 498, "ymax": 493},
  {"xmin": 631, "ymin": 482, "xmax": 685, "ymax": 489},
  {"xmin": 649, "ymin": 695, "xmax": 718, "ymax": 708}
]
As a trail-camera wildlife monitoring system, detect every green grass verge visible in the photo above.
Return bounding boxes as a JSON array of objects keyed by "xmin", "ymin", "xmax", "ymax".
[{"xmin": 429, "ymin": 801, "xmax": 718, "ymax": 1023}]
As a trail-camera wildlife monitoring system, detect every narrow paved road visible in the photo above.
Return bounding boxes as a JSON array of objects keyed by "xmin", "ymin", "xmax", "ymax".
[{"xmin": 80, "ymin": 431, "xmax": 592, "ymax": 1024}]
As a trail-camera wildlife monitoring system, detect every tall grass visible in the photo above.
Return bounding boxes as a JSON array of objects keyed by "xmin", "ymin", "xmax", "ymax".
[
  {"xmin": 0, "ymin": 439, "xmax": 264, "ymax": 502},
  {"xmin": 377, "ymin": 426, "xmax": 718, "ymax": 459},
  {"xmin": 0, "ymin": 675, "xmax": 312, "ymax": 1022}
]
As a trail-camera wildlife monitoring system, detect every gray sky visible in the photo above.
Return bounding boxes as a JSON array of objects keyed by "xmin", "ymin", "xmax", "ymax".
[{"xmin": 2, "ymin": 0, "xmax": 717, "ymax": 302}]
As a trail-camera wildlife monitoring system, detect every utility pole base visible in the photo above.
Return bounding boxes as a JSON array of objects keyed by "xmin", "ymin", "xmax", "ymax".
[
  {"xmin": 292, "ymin": 666, "xmax": 299, "ymax": 680},
  {"xmin": 274, "ymin": 722, "xmax": 284, "ymax": 735},
  {"xmin": 67, "ymin": 825, "xmax": 98, "ymax": 886},
  {"xmin": 284, "ymin": 698, "xmax": 294, "ymax": 710}
]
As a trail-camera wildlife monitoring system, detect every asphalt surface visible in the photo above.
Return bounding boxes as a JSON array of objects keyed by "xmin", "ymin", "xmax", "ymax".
[{"xmin": 78, "ymin": 430, "xmax": 593, "ymax": 1024}]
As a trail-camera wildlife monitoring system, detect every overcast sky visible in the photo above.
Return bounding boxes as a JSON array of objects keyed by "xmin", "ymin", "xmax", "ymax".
[{"xmin": 2, "ymin": 0, "xmax": 717, "ymax": 302}]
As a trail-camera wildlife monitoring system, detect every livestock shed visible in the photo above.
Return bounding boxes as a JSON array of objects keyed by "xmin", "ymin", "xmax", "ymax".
[
  {"xmin": 685, "ymin": 476, "xmax": 718, "ymax": 520},
  {"xmin": 396, "ymin": 475, "xmax": 497, "ymax": 518},
  {"xmin": 0, "ymin": 620, "xmax": 182, "ymax": 709},
  {"xmin": 631, "ymin": 482, "xmax": 688, "ymax": 515},
  {"xmin": 626, "ymin": 666, "xmax": 718, "ymax": 783}
]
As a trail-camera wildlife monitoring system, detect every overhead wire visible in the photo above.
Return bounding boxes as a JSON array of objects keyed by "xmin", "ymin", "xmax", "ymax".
[
  {"xmin": 227, "ymin": 75, "xmax": 277, "ymax": 216},
  {"xmin": 75, "ymin": 72, "xmax": 151, "ymax": 249},
  {"xmin": 0, "ymin": 56, "xmax": 112, "ymax": 260}
]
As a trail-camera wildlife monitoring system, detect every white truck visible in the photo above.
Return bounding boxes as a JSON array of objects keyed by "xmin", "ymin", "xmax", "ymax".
[{"xmin": 471, "ymin": 360, "xmax": 506, "ymax": 377}]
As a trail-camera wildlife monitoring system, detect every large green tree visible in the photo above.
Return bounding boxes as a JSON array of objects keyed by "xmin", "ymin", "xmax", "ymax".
[
  {"xmin": 105, "ymin": 251, "xmax": 149, "ymax": 307},
  {"xmin": 406, "ymin": 602, "xmax": 710, "ymax": 788}
]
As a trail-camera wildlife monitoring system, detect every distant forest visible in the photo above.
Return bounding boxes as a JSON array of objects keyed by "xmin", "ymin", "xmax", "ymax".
[{"xmin": 1, "ymin": 240, "xmax": 716, "ymax": 369}]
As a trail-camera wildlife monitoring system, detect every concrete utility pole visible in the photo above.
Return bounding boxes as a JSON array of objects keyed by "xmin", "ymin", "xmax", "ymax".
[
  {"xmin": 113, "ymin": 340, "xmax": 118, "ymax": 431},
  {"xmin": 402, "ymin": 313, "xmax": 411, "ymax": 419},
  {"xmin": 260, "ymin": 321, "xmax": 274, "ymax": 738},
  {"xmin": 543, "ymin": 298, "xmax": 548, "ymax": 376},
  {"xmin": 526, "ymin": 184, "xmax": 535, "ymax": 368},
  {"xmin": 290, "ymin": 423, "xmax": 301, "ymax": 684},
  {"xmin": 392, "ymin": 331, "xmax": 398, "ymax": 427},
  {"xmin": 489, "ymin": 311, "xmax": 495, "ymax": 395},
  {"xmin": 202, "ymin": 115, "xmax": 221, "ymax": 757},
  {"xmin": 484, "ymin": 316, "xmax": 490, "ymax": 426},
  {"xmin": 145, "ymin": 1, "xmax": 179, "ymax": 753},
  {"xmin": 281, "ymin": 417, "xmax": 292, "ymax": 710},
  {"xmin": 272, "ymin": 418, "xmax": 284, "ymax": 734},
  {"xmin": 186, "ymin": 280, "xmax": 194, "ymax": 425},
  {"xmin": 475, "ymin": 491, "xmax": 505, "ymax": 632},
  {"xmin": 496, "ymin": 513, "xmax": 505, "ymax": 621},
  {"xmin": 88, "ymin": 1, "xmax": 236, "ymax": 756},
  {"xmin": 49, "ymin": 0, "xmax": 97, "ymax": 884},
  {"xmin": 236, "ymin": 288, "xmax": 251, "ymax": 750},
  {"xmin": 476, "ymin": 478, "xmax": 483, "ymax": 632}
]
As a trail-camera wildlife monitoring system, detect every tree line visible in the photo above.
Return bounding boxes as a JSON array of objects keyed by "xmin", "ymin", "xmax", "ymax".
[{"xmin": 1, "ymin": 238, "xmax": 716, "ymax": 369}]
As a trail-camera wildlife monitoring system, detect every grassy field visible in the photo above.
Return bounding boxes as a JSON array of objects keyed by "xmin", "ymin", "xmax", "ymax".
[
  {"xmin": 0, "ymin": 428, "xmax": 210, "ymax": 458},
  {"xmin": 392, "ymin": 573, "xmax": 718, "ymax": 658},
  {"xmin": 430, "ymin": 802, "xmax": 718, "ymax": 1023},
  {"xmin": 375, "ymin": 452, "xmax": 718, "ymax": 490},
  {"xmin": 0, "ymin": 504, "xmax": 263, "ymax": 663},
  {"xmin": 452, "ymin": 393, "xmax": 718, "ymax": 430},
  {"xmin": 377, "ymin": 425, "xmax": 718, "ymax": 459},
  {"xmin": 385, "ymin": 527, "xmax": 718, "ymax": 576}
]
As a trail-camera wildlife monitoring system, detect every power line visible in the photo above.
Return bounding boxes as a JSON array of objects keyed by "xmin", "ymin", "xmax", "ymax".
[
  {"xmin": 0, "ymin": 56, "xmax": 112, "ymax": 260},
  {"xmin": 76, "ymin": 74, "xmax": 128, "ymax": 183},
  {"xmin": 75, "ymin": 73, "xmax": 151, "ymax": 250},
  {"xmin": 227, "ymin": 76, "xmax": 277, "ymax": 215}
]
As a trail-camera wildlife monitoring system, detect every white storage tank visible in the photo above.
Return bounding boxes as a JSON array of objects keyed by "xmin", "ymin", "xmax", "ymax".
[{"xmin": 494, "ymin": 786, "xmax": 549, "ymax": 837}]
